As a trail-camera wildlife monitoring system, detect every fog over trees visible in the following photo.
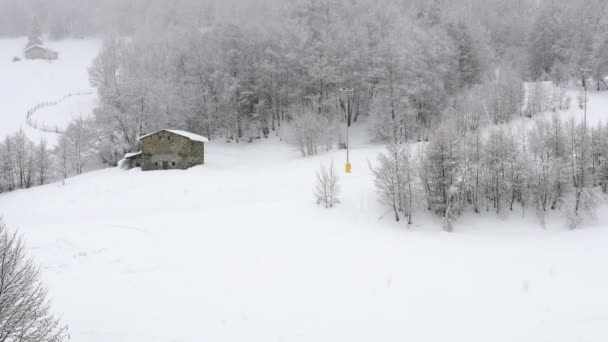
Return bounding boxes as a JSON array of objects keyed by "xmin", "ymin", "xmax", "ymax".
[
  {"xmin": 78, "ymin": 0, "xmax": 605, "ymax": 158},
  {"xmin": 3, "ymin": 0, "xmax": 607, "ymax": 148}
]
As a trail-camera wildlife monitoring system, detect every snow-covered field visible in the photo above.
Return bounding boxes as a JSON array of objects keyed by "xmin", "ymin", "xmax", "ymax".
[
  {"xmin": 2, "ymin": 38, "xmax": 608, "ymax": 341},
  {"xmin": 0, "ymin": 38, "xmax": 100, "ymax": 144},
  {"xmin": 533, "ymin": 87, "xmax": 608, "ymax": 127},
  {"xmin": 1, "ymin": 134, "xmax": 608, "ymax": 341},
  {"xmin": 30, "ymin": 92, "xmax": 98, "ymax": 130}
]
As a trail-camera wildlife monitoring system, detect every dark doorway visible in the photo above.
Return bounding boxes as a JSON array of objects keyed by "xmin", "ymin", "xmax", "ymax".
[{"xmin": 162, "ymin": 161, "xmax": 169, "ymax": 170}]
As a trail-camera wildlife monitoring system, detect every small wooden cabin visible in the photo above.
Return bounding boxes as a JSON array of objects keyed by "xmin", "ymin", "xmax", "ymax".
[
  {"xmin": 24, "ymin": 45, "xmax": 58, "ymax": 60},
  {"xmin": 125, "ymin": 129, "xmax": 208, "ymax": 171}
]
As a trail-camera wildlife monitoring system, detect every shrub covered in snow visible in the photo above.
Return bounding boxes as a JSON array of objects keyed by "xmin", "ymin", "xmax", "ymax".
[{"xmin": 314, "ymin": 161, "xmax": 340, "ymax": 208}]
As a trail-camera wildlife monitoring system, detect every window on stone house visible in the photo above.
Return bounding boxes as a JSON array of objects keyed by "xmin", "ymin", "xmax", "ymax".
[{"xmin": 172, "ymin": 162, "xmax": 176, "ymax": 166}]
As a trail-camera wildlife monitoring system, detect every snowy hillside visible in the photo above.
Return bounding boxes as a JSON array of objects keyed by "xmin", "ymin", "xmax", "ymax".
[
  {"xmin": 3, "ymin": 1, "xmax": 608, "ymax": 341},
  {"xmin": 0, "ymin": 38, "xmax": 100, "ymax": 144},
  {"xmin": 1, "ymin": 133, "xmax": 608, "ymax": 341},
  {"xmin": 1, "ymin": 37, "xmax": 608, "ymax": 340}
]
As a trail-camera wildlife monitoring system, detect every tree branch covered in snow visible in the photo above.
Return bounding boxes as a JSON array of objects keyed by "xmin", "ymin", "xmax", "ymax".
[
  {"xmin": 370, "ymin": 144, "xmax": 415, "ymax": 224},
  {"xmin": 0, "ymin": 218, "xmax": 67, "ymax": 342}
]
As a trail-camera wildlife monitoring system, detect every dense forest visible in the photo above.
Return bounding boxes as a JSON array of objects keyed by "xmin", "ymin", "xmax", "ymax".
[
  {"xmin": 84, "ymin": 0, "xmax": 606, "ymax": 159},
  {"xmin": 2, "ymin": 0, "xmax": 608, "ymax": 153}
]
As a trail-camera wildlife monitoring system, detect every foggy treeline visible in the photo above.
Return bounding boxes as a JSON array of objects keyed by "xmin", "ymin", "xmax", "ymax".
[
  {"xmin": 373, "ymin": 113, "xmax": 608, "ymax": 231},
  {"xmin": 4, "ymin": 0, "xmax": 606, "ymax": 162},
  {"xmin": 0, "ymin": 0, "xmax": 257, "ymax": 38},
  {"xmin": 0, "ymin": 118, "xmax": 92, "ymax": 194}
]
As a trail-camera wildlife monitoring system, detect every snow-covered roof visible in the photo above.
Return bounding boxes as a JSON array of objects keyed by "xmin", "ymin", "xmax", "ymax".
[
  {"xmin": 23, "ymin": 44, "xmax": 57, "ymax": 53},
  {"xmin": 124, "ymin": 151, "xmax": 142, "ymax": 159},
  {"xmin": 138, "ymin": 129, "xmax": 209, "ymax": 143}
]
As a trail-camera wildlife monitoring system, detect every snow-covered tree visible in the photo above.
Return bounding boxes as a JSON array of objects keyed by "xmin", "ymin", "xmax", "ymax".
[
  {"xmin": 314, "ymin": 161, "xmax": 340, "ymax": 209},
  {"xmin": 0, "ymin": 136, "xmax": 16, "ymax": 193},
  {"xmin": 371, "ymin": 143, "xmax": 415, "ymax": 224},
  {"xmin": 420, "ymin": 120, "xmax": 463, "ymax": 231},
  {"xmin": 526, "ymin": 116, "xmax": 568, "ymax": 226},
  {"xmin": 34, "ymin": 139, "xmax": 52, "ymax": 186},
  {"xmin": 565, "ymin": 117, "xmax": 595, "ymax": 228},
  {"xmin": 290, "ymin": 109, "xmax": 336, "ymax": 157},
  {"xmin": 11, "ymin": 129, "xmax": 34, "ymax": 189},
  {"xmin": 0, "ymin": 218, "xmax": 67, "ymax": 342},
  {"xmin": 446, "ymin": 21, "xmax": 481, "ymax": 87},
  {"xmin": 54, "ymin": 136, "xmax": 70, "ymax": 185},
  {"xmin": 483, "ymin": 126, "xmax": 516, "ymax": 214},
  {"xmin": 64, "ymin": 116, "xmax": 95, "ymax": 175},
  {"xmin": 527, "ymin": 2, "xmax": 569, "ymax": 79}
]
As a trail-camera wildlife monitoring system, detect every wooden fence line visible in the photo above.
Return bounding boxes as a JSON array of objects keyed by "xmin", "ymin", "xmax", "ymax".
[{"xmin": 25, "ymin": 91, "xmax": 93, "ymax": 134}]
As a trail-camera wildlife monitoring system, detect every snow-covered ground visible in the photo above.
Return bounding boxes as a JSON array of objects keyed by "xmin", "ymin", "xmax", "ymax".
[
  {"xmin": 29, "ymin": 92, "xmax": 98, "ymax": 131},
  {"xmin": 560, "ymin": 89, "xmax": 608, "ymax": 125},
  {"xmin": 520, "ymin": 83, "xmax": 608, "ymax": 127},
  {"xmin": 1, "ymin": 132, "xmax": 608, "ymax": 341},
  {"xmin": 2, "ymin": 39, "xmax": 608, "ymax": 341},
  {"xmin": 0, "ymin": 38, "xmax": 100, "ymax": 144}
]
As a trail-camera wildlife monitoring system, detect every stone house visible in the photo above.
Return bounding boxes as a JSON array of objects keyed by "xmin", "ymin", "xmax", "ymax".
[
  {"xmin": 125, "ymin": 129, "xmax": 208, "ymax": 171},
  {"xmin": 24, "ymin": 45, "xmax": 58, "ymax": 60}
]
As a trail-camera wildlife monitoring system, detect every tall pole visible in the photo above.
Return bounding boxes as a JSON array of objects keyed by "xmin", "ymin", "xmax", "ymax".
[
  {"xmin": 340, "ymin": 87, "xmax": 354, "ymax": 173},
  {"xmin": 576, "ymin": 71, "xmax": 589, "ymax": 215},
  {"xmin": 580, "ymin": 68, "xmax": 590, "ymax": 134},
  {"xmin": 346, "ymin": 94, "xmax": 350, "ymax": 164}
]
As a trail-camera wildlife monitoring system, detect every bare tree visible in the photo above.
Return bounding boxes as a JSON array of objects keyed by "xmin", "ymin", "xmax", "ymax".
[
  {"xmin": 370, "ymin": 144, "xmax": 415, "ymax": 224},
  {"xmin": 524, "ymin": 82, "xmax": 551, "ymax": 117},
  {"xmin": 565, "ymin": 187, "xmax": 604, "ymax": 230},
  {"xmin": 314, "ymin": 161, "xmax": 340, "ymax": 208},
  {"xmin": 0, "ymin": 218, "xmax": 67, "ymax": 342},
  {"xmin": 54, "ymin": 137, "xmax": 70, "ymax": 185},
  {"xmin": 0, "ymin": 137, "xmax": 16, "ymax": 193},
  {"xmin": 64, "ymin": 116, "xmax": 94, "ymax": 175},
  {"xmin": 291, "ymin": 110, "xmax": 335, "ymax": 157},
  {"xmin": 34, "ymin": 139, "xmax": 53, "ymax": 186},
  {"xmin": 11, "ymin": 130, "xmax": 34, "ymax": 189},
  {"xmin": 422, "ymin": 120, "xmax": 463, "ymax": 231}
]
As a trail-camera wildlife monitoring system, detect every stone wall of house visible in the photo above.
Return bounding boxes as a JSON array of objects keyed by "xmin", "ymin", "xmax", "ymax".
[
  {"xmin": 140, "ymin": 131, "xmax": 204, "ymax": 171},
  {"xmin": 192, "ymin": 141, "xmax": 204, "ymax": 165},
  {"xmin": 127, "ymin": 154, "xmax": 143, "ymax": 169}
]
